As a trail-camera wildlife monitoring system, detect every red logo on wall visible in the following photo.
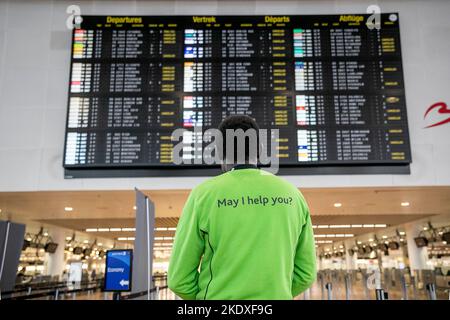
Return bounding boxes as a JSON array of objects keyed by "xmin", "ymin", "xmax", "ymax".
[{"xmin": 424, "ymin": 102, "xmax": 450, "ymax": 128}]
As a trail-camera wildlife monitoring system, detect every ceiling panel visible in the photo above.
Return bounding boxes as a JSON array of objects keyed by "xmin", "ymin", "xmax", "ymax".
[
  {"xmin": 1, "ymin": 186, "xmax": 448, "ymax": 247},
  {"xmin": 38, "ymin": 213, "xmax": 434, "ymax": 244},
  {"xmin": 1, "ymin": 187, "xmax": 449, "ymax": 223}
]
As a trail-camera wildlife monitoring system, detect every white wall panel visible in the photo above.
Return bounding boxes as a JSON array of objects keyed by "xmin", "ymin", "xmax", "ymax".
[
  {"xmin": 0, "ymin": 66, "xmax": 49, "ymax": 109},
  {"xmin": 0, "ymin": 0, "xmax": 449, "ymax": 191},
  {"xmin": 5, "ymin": 0, "xmax": 53, "ymax": 30},
  {"xmin": 0, "ymin": 107, "xmax": 45, "ymax": 149}
]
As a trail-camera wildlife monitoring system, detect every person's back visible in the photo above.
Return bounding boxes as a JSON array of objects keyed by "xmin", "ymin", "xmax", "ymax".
[{"xmin": 168, "ymin": 115, "xmax": 316, "ymax": 300}]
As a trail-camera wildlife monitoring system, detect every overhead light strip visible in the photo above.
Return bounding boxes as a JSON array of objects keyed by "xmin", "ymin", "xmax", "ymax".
[
  {"xmin": 118, "ymin": 237, "xmax": 174, "ymax": 242},
  {"xmin": 86, "ymin": 227, "xmax": 176, "ymax": 233},
  {"xmin": 312, "ymin": 224, "xmax": 387, "ymax": 229},
  {"xmin": 315, "ymin": 240, "xmax": 333, "ymax": 244},
  {"xmin": 117, "ymin": 237, "xmax": 135, "ymax": 241},
  {"xmin": 314, "ymin": 234, "xmax": 354, "ymax": 238}
]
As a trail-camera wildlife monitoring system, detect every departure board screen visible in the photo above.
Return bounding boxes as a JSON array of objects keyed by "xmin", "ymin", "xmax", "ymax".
[{"xmin": 64, "ymin": 14, "xmax": 411, "ymax": 177}]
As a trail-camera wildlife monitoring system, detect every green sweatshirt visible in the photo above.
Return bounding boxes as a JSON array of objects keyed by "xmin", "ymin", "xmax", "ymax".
[{"xmin": 168, "ymin": 168, "xmax": 316, "ymax": 300}]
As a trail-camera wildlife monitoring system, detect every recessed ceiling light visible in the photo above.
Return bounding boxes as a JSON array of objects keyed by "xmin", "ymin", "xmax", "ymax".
[
  {"xmin": 83, "ymin": 240, "xmax": 89, "ymax": 243},
  {"xmin": 133, "ymin": 206, "xmax": 137, "ymax": 210},
  {"xmin": 401, "ymin": 202, "xmax": 410, "ymax": 207},
  {"xmin": 117, "ymin": 237, "xmax": 134, "ymax": 241},
  {"xmin": 315, "ymin": 234, "xmax": 353, "ymax": 238},
  {"xmin": 65, "ymin": 236, "xmax": 72, "ymax": 241},
  {"xmin": 382, "ymin": 235, "xmax": 388, "ymax": 239},
  {"xmin": 315, "ymin": 240, "xmax": 333, "ymax": 244},
  {"xmin": 334, "ymin": 203, "xmax": 342, "ymax": 208},
  {"xmin": 43, "ymin": 232, "xmax": 49, "ymax": 237},
  {"xmin": 64, "ymin": 207, "xmax": 73, "ymax": 212},
  {"xmin": 86, "ymin": 228, "xmax": 97, "ymax": 232}
]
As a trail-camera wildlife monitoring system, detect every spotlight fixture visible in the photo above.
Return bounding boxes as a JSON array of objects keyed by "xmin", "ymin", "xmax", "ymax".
[
  {"xmin": 414, "ymin": 237, "xmax": 428, "ymax": 248},
  {"xmin": 388, "ymin": 242, "xmax": 400, "ymax": 250},
  {"xmin": 441, "ymin": 232, "xmax": 450, "ymax": 243}
]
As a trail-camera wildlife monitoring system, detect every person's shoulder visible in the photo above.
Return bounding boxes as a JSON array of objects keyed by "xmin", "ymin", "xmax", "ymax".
[
  {"xmin": 190, "ymin": 172, "xmax": 229, "ymax": 197},
  {"xmin": 259, "ymin": 169, "xmax": 301, "ymax": 193}
]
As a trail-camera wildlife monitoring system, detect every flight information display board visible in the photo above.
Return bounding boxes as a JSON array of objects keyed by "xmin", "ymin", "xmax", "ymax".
[{"xmin": 63, "ymin": 14, "xmax": 411, "ymax": 177}]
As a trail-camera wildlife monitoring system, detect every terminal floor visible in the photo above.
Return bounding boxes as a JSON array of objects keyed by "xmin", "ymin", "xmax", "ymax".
[
  {"xmin": 298, "ymin": 279, "xmax": 445, "ymax": 300},
  {"xmin": 43, "ymin": 282, "xmax": 446, "ymax": 300},
  {"xmin": 63, "ymin": 285, "xmax": 441, "ymax": 300}
]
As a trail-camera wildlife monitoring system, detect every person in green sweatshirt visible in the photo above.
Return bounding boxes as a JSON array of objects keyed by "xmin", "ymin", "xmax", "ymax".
[{"xmin": 168, "ymin": 115, "xmax": 316, "ymax": 300}]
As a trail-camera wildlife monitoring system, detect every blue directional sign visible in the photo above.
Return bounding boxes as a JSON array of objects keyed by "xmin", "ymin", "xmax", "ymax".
[{"xmin": 104, "ymin": 249, "xmax": 133, "ymax": 292}]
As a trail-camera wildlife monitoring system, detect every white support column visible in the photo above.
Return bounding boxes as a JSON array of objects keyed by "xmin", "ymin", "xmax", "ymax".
[
  {"xmin": 316, "ymin": 254, "xmax": 323, "ymax": 271},
  {"xmin": 344, "ymin": 240, "xmax": 356, "ymax": 271},
  {"xmin": 47, "ymin": 229, "xmax": 66, "ymax": 280},
  {"xmin": 404, "ymin": 222, "xmax": 430, "ymax": 271}
]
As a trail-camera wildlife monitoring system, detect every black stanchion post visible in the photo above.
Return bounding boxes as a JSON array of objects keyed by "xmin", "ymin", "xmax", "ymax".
[
  {"xmin": 410, "ymin": 275, "xmax": 418, "ymax": 300},
  {"xmin": 426, "ymin": 283, "xmax": 437, "ymax": 300},
  {"xmin": 375, "ymin": 288, "xmax": 385, "ymax": 300},
  {"xmin": 400, "ymin": 273, "xmax": 408, "ymax": 300},
  {"xmin": 363, "ymin": 272, "xmax": 369, "ymax": 299},
  {"xmin": 344, "ymin": 273, "xmax": 351, "ymax": 300},
  {"xmin": 319, "ymin": 273, "xmax": 324, "ymax": 300},
  {"xmin": 325, "ymin": 282, "xmax": 332, "ymax": 300},
  {"xmin": 113, "ymin": 292, "xmax": 121, "ymax": 300}
]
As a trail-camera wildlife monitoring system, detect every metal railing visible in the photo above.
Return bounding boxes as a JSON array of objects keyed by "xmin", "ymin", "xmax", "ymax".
[
  {"xmin": 1, "ymin": 279, "xmax": 103, "ymax": 300},
  {"xmin": 0, "ymin": 276, "xmax": 175, "ymax": 300},
  {"xmin": 311, "ymin": 269, "xmax": 450, "ymax": 300}
]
